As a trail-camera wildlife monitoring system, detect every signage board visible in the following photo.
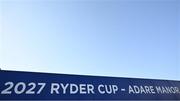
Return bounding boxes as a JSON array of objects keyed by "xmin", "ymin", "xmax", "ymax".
[{"xmin": 0, "ymin": 70, "xmax": 180, "ymax": 100}]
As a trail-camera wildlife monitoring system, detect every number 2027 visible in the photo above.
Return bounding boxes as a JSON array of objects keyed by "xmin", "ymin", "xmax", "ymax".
[{"xmin": 1, "ymin": 82, "xmax": 46, "ymax": 94}]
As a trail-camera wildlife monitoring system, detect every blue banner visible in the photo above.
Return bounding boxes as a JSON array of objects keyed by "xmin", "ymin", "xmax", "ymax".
[{"xmin": 0, "ymin": 70, "xmax": 180, "ymax": 100}]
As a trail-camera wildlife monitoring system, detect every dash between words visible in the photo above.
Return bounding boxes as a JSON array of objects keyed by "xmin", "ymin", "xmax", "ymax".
[{"xmin": 1, "ymin": 82, "xmax": 180, "ymax": 95}]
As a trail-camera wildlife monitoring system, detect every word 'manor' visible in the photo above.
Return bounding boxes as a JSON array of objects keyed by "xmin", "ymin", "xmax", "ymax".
[
  {"xmin": 129, "ymin": 85, "xmax": 180, "ymax": 94},
  {"xmin": 0, "ymin": 71, "xmax": 180, "ymax": 100}
]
